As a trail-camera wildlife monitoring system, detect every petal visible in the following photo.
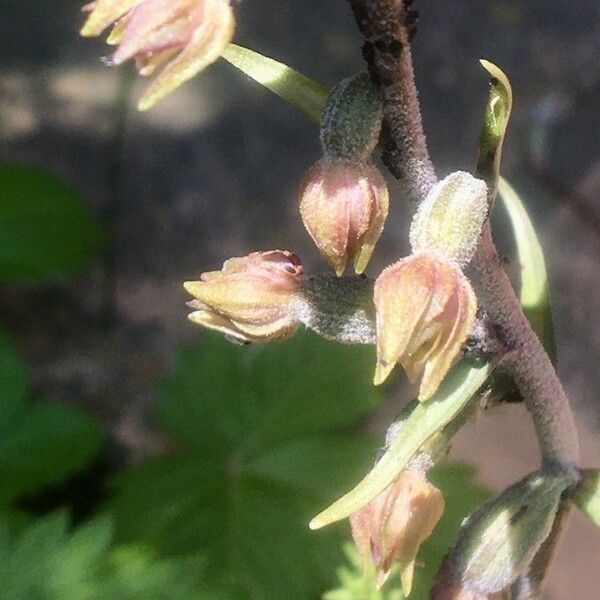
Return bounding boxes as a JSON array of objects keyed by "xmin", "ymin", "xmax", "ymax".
[
  {"xmin": 137, "ymin": 0, "xmax": 234, "ymax": 110},
  {"xmin": 80, "ymin": 0, "xmax": 142, "ymax": 37}
]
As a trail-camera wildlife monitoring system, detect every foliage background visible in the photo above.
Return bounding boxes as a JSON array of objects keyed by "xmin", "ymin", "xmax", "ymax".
[{"xmin": 0, "ymin": 0, "xmax": 599, "ymax": 597}]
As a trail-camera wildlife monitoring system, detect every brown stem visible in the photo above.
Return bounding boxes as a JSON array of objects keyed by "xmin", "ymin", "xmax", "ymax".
[
  {"xmin": 346, "ymin": 0, "xmax": 436, "ymax": 202},
  {"xmin": 467, "ymin": 224, "xmax": 579, "ymax": 472}
]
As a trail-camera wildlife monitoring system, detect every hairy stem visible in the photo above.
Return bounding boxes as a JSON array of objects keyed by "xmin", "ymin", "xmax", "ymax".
[
  {"xmin": 346, "ymin": 0, "xmax": 436, "ymax": 202},
  {"xmin": 467, "ymin": 225, "xmax": 579, "ymax": 472}
]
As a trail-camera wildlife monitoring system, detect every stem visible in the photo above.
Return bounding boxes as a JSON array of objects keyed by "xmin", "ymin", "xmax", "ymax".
[
  {"xmin": 346, "ymin": 0, "xmax": 436, "ymax": 202},
  {"xmin": 467, "ymin": 225, "xmax": 580, "ymax": 472}
]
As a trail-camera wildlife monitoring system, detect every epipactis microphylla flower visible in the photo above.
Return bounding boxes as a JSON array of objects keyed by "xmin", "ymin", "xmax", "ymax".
[
  {"xmin": 373, "ymin": 253, "xmax": 477, "ymax": 400},
  {"xmin": 349, "ymin": 470, "xmax": 444, "ymax": 596},
  {"xmin": 299, "ymin": 159, "xmax": 389, "ymax": 276},
  {"xmin": 80, "ymin": 0, "xmax": 234, "ymax": 110},
  {"xmin": 184, "ymin": 250, "xmax": 302, "ymax": 343},
  {"xmin": 431, "ymin": 558, "xmax": 511, "ymax": 600}
]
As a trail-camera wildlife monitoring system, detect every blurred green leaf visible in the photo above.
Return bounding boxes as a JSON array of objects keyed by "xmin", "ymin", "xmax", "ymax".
[
  {"xmin": 498, "ymin": 177, "xmax": 556, "ymax": 360},
  {"xmin": 0, "ymin": 328, "xmax": 103, "ymax": 509},
  {"xmin": 323, "ymin": 464, "xmax": 489, "ymax": 599},
  {"xmin": 0, "ymin": 401, "xmax": 103, "ymax": 505},
  {"xmin": 108, "ymin": 331, "xmax": 382, "ymax": 600},
  {"xmin": 0, "ymin": 511, "xmax": 216, "ymax": 599},
  {"xmin": 221, "ymin": 44, "xmax": 328, "ymax": 124},
  {"xmin": 310, "ymin": 361, "xmax": 491, "ymax": 529},
  {"xmin": 0, "ymin": 164, "xmax": 104, "ymax": 282},
  {"xmin": 573, "ymin": 469, "xmax": 600, "ymax": 528},
  {"xmin": 0, "ymin": 329, "xmax": 28, "ymax": 430}
]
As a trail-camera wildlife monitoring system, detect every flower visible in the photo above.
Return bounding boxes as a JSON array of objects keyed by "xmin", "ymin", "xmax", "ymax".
[
  {"xmin": 349, "ymin": 470, "xmax": 444, "ymax": 596},
  {"xmin": 431, "ymin": 557, "xmax": 511, "ymax": 599},
  {"xmin": 373, "ymin": 253, "xmax": 477, "ymax": 400},
  {"xmin": 80, "ymin": 0, "xmax": 234, "ymax": 110},
  {"xmin": 184, "ymin": 250, "xmax": 303, "ymax": 343},
  {"xmin": 299, "ymin": 159, "xmax": 389, "ymax": 276}
]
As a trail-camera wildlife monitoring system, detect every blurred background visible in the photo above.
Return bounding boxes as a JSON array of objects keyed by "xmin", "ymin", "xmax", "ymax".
[{"xmin": 0, "ymin": 0, "xmax": 599, "ymax": 598}]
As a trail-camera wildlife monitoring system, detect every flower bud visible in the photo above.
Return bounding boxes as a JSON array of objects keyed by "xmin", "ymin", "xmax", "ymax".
[
  {"xmin": 320, "ymin": 73, "xmax": 383, "ymax": 163},
  {"xmin": 80, "ymin": 0, "xmax": 235, "ymax": 110},
  {"xmin": 447, "ymin": 472, "xmax": 569, "ymax": 596},
  {"xmin": 350, "ymin": 470, "xmax": 444, "ymax": 596},
  {"xmin": 373, "ymin": 253, "xmax": 477, "ymax": 400},
  {"xmin": 410, "ymin": 171, "xmax": 488, "ymax": 266},
  {"xmin": 299, "ymin": 159, "xmax": 389, "ymax": 276},
  {"xmin": 184, "ymin": 250, "xmax": 302, "ymax": 343},
  {"xmin": 431, "ymin": 557, "xmax": 511, "ymax": 600}
]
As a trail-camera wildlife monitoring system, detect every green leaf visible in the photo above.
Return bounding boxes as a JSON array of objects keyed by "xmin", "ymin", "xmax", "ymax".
[
  {"xmin": 0, "ymin": 401, "xmax": 103, "ymax": 505},
  {"xmin": 221, "ymin": 44, "xmax": 328, "ymax": 125},
  {"xmin": 0, "ymin": 511, "xmax": 215, "ymax": 599},
  {"xmin": 108, "ymin": 331, "xmax": 382, "ymax": 600},
  {"xmin": 323, "ymin": 464, "xmax": 489, "ymax": 599},
  {"xmin": 0, "ymin": 164, "xmax": 104, "ymax": 282},
  {"xmin": 0, "ymin": 329, "xmax": 28, "ymax": 430},
  {"xmin": 476, "ymin": 60, "xmax": 512, "ymax": 200},
  {"xmin": 573, "ymin": 469, "xmax": 600, "ymax": 527},
  {"xmin": 498, "ymin": 177, "xmax": 556, "ymax": 360},
  {"xmin": 310, "ymin": 361, "xmax": 491, "ymax": 529}
]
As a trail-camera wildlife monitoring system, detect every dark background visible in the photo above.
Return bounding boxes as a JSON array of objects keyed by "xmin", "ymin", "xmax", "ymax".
[{"xmin": 1, "ymin": 1, "xmax": 599, "ymax": 597}]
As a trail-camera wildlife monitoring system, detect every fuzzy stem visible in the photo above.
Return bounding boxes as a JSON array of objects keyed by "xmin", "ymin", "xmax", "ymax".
[
  {"xmin": 467, "ymin": 225, "xmax": 579, "ymax": 472},
  {"xmin": 346, "ymin": 0, "xmax": 436, "ymax": 202}
]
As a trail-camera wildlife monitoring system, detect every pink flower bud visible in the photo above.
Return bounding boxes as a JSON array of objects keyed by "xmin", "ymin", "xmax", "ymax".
[
  {"xmin": 184, "ymin": 250, "xmax": 302, "ymax": 343},
  {"xmin": 431, "ymin": 558, "xmax": 511, "ymax": 600},
  {"xmin": 373, "ymin": 253, "xmax": 477, "ymax": 400},
  {"xmin": 350, "ymin": 470, "xmax": 445, "ymax": 596},
  {"xmin": 299, "ymin": 159, "xmax": 389, "ymax": 276},
  {"xmin": 80, "ymin": 0, "xmax": 234, "ymax": 110}
]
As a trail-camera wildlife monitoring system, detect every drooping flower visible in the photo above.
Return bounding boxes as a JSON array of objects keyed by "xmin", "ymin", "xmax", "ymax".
[
  {"xmin": 299, "ymin": 159, "xmax": 389, "ymax": 276},
  {"xmin": 80, "ymin": 0, "xmax": 234, "ymax": 110},
  {"xmin": 184, "ymin": 250, "xmax": 302, "ymax": 343},
  {"xmin": 350, "ymin": 470, "xmax": 445, "ymax": 596},
  {"xmin": 373, "ymin": 253, "xmax": 477, "ymax": 400}
]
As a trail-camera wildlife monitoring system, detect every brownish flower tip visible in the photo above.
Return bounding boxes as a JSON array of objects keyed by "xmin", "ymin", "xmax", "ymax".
[
  {"xmin": 373, "ymin": 253, "xmax": 477, "ymax": 400},
  {"xmin": 184, "ymin": 250, "xmax": 303, "ymax": 343},
  {"xmin": 299, "ymin": 159, "xmax": 389, "ymax": 276}
]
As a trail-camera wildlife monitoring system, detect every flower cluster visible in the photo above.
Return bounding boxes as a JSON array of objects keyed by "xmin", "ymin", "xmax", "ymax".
[{"xmin": 80, "ymin": 0, "xmax": 234, "ymax": 110}]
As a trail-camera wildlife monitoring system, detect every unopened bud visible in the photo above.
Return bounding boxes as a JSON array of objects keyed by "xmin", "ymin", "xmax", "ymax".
[
  {"xmin": 299, "ymin": 159, "xmax": 389, "ymax": 276},
  {"xmin": 410, "ymin": 171, "xmax": 488, "ymax": 266},
  {"xmin": 320, "ymin": 73, "xmax": 383, "ymax": 163},
  {"xmin": 447, "ymin": 472, "xmax": 569, "ymax": 595},
  {"xmin": 350, "ymin": 470, "xmax": 444, "ymax": 596},
  {"xmin": 184, "ymin": 250, "xmax": 302, "ymax": 343},
  {"xmin": 373, "ymin": 253, "xmax": 477, "ymax": 400}
]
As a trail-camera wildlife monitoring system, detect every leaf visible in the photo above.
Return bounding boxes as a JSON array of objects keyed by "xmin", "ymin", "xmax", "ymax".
[
  {"xmin": 0, "ymin": 329, "xmax": 28, "ymax": 430},
  {"xmin": 0, "ymin": 401, "xmax": 103, "ymax": 505},
  {"xmin": 221, "ymin": 44, "xmax": 328, "ymax": 125},
  {"xmin": 310, "ymin": 361, "xmax": 491, "ymax": 529},
  {"xmin": 0, "ymin": 164, "xmax": 104, "ymax": 282},
  {"xmin": 573, "ymin": 469, "xmax": 600, "ymax": 527},
  {"xmin": 0, "ymin": 511, "xmax": 215, "ymax": 599},
  {"xmin": 476, "ymin": 60, "xmax": 513, "ymax": 199},
  {"xmin": 323, "ymin": 464, "xmax": 489, "ymax": 599},
  {"xmin": 108, "ymin": 331, "xmax": 382, "ymax": 600},
  {"xmin": 498, "ymin": 177, "xmax": 556, "ymax": 360}
]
